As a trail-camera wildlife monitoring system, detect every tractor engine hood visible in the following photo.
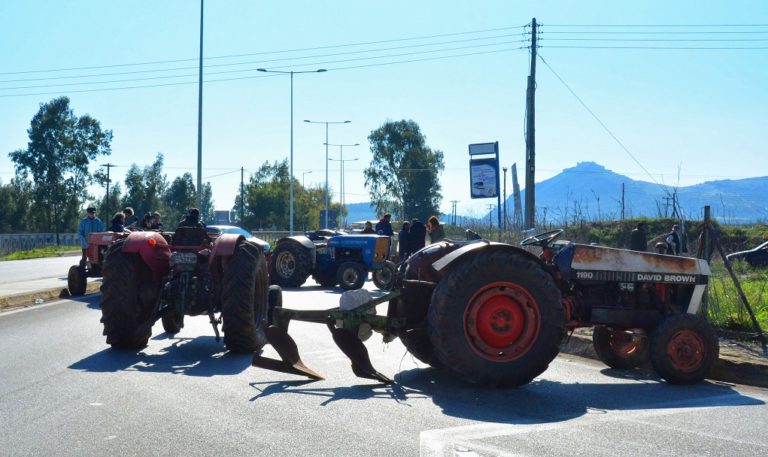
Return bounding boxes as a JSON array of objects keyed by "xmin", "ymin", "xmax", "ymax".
[{"xmin": 561, "ymin": 243, "xmax": 711, "ymax": 284}]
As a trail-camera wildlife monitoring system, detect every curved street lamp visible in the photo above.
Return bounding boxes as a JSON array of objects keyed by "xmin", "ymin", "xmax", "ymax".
[{"xmin": 257, "ymin": 68, "xmax": 326, "ymax": 234}]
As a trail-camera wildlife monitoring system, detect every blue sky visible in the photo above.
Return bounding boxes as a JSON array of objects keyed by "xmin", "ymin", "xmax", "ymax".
[{"xmin": 1, "ymin": 1, "xmax": 766, "ymax": 220}]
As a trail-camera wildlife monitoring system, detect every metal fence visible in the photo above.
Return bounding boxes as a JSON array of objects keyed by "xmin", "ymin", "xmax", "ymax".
[{"xmin": 0, "ymin": 233, "xmax": 79, "ymax": 255}]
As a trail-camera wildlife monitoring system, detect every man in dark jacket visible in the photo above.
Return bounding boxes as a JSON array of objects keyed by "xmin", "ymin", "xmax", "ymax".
[
  {"xmin": 178, "ymin": 207, "xmax": 206, "ymax": 229},
  {"xmin": 397, "ymin": 221, "xmax": 411, "ymax": 261},
  {"xmin": 408, "ymin": 218, "xmax": 427, "ymax": 254},
  {"xmin": 375, "ymin": 214, "xmax": 394, "ymax": 237},
  {"xmin": 629, "ymin": 222, "xmax": 647, "ymax": 251}
]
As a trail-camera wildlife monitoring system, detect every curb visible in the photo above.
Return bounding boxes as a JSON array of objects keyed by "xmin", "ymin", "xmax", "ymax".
[
  {"xmin": 0, "ymin": 281, "xmax": 101, "ymax": 310},
  {"xmin": 559, "ymin": 332, "xmax": 768, "ymax": 389}
]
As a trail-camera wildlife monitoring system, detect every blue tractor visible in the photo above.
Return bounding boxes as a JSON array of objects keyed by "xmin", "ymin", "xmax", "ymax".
[{"xmin": 268, "ymin": 231, "xmax": 395, "ymax": 290}]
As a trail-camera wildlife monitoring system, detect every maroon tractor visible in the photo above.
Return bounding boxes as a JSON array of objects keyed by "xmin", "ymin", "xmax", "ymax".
[
  {"xmin": 255, "ymin": 229, "xmax": 718, "ymax": 386},
  {"xmin": 99, "ymin": 226, "xmax": 268, "ymax": 353}
]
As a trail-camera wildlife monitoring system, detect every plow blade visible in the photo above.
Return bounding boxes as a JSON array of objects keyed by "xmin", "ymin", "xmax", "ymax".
[
  {"xmin": 326, "ymin": 321, "xmax": 393, "ymax": 385},
  {"xmin": 251, "ymin": 325, "xmax": 324, "ymax": 381}
]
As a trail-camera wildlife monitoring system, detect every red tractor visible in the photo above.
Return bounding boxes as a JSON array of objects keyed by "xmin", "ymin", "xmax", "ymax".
[
  {"xmin": 255, "ymin": 230, "xmax": 719, "ymax": 386},
  {"xmin": 67, "ymin": 232, "xmax": 121, "ymax": 296},
  {"xmin": 99, "ymin": 226, "xmax": 268, "ymax": 353}
]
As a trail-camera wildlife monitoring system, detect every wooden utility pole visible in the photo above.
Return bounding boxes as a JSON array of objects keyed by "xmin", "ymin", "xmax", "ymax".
[
  {"xmin": 240, "ymin": 166, "xmax": 245, "ymax": 223},
  {"xmin": 621, "ymin": 182, "xmax": 625, "ymax": 220},
  {"xmin": 524, "ymin": 18, "xmax": 538, "ymax": 229},
  {"xmin": 101, "ymin": 163, "xmax": 115, "ymax": 221},
  {"xmin": 502, "ymin": 167, "xmax": 508, "ymax": 231}
]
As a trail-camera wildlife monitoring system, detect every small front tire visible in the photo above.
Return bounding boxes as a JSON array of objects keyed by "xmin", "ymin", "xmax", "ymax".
[
  {"xmin": 650, "ymin": 314, "xmax": 719, "ymax": 385},
  {"xmin": 337, "ymin": 262, "xmax": 366, "ymax": 290}
]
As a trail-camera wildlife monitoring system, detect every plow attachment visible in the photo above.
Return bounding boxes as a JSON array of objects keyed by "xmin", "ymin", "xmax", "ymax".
[{"xmin": 252, "ymin": 291, "xmax": 402, "ymax": 384}]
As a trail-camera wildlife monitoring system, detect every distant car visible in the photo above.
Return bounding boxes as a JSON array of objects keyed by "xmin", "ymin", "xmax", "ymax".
[
  {"xmin": 726, "ymin": 241, "xmax": 768, "ymax": 267},
  {"xmin": 206, "ymin": 225, "xmax": 270, "ymax": 254}
]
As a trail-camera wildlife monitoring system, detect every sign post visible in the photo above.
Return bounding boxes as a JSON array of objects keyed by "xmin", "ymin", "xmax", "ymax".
[{"xmin": 468, "ymin": 142, "xmax": 501, "ymax": 240}]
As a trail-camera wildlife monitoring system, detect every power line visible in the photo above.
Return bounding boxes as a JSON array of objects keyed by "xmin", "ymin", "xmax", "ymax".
[
  {"xmin": 542, "ymin": 45, "xmax": 768, "ymax": 50},
  {"xmin": 0, "ymin": 25, "xmax": 527, "ymax": 76},
  {"xmin": 544, "ymin": 24, "xmax": 768, "ymax": 27}
]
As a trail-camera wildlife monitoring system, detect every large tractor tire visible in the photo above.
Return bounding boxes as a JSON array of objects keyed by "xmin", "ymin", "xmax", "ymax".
[
  {"xmin": 336, "ymin": 261, "xmax": 366, "ymax": 290},
  {"xmin": 592, "ymin": 326, "xmax": 650, "ymax": 370},
  {"xmin": 396, "ymin": 281, "xmax": 443, "ymax": 368},
  {"xmin": 67, "ymin": 265, "xmax": 87, "ymax": 296},
  {"xmin": 269, "ymin": 241, "xmax": 312, "ymax": 288},
  {"xmin": 312, "ymin": 270, "xmax": 338, "ymax": 288},
  {"xmin": 650, "ymin": 314, "xmax": 719, "ymax": 385},
  {"xmin": 372, "ymin": 260, "xmax": 397, "ymax": 291},
  {"xmin": 428, "ymin": 249, "xmax": 565, "ymax": 387},
  {"xmin": 100, "ymin": 239, "xmax": 157, "ymax": 349},
  {"xmin": 222, "ymin": 241, "xmax": 269, "ymax": 353}
]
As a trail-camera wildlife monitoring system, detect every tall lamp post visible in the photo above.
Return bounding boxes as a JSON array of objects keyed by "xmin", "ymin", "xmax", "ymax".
[
  {"xmin": 304, "ymin": 119, "xmax": 351, "ymax": 229},
  {"xmin": 258, "ymin": 68, "xmax": 326, "ymax": 234},
  {"xmin": 301, "ymin": 170, "xmax": 312, "ymax": 188},
  {"xmin": 326, "ymin": 143, "xmax": 359, "ymax": 227}
]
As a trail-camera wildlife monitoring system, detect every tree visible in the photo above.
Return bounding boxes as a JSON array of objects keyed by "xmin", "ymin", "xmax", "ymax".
[
  {"xmin": 364, "ymin": 120, "xmax": 444, "ymax": 221},
  {"xmin": 165, "ymin": 173, "xmax": 197, "ymax": 227},
  {"xmin": 9, "ymin": 97, "xmax": 112, "ymax": 241},
  {"xmin": 199, "ymin": 182, "xmax": 215, "ymax": 224},
  {"xmin": 242, "ymin": 160, "xmax": 290, "ymax": 230},
  {"xmin": 122, "ymin": 153, "xmax": 168, "ymax": 219}
]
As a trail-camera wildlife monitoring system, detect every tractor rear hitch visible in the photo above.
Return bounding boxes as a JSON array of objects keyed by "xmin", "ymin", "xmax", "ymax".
[{"xmin": 252, "ymin": 291, "xmax": 402, "ymax": 383}]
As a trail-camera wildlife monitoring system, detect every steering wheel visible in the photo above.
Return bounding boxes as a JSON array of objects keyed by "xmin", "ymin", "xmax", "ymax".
[{"xmin": 520, "ymin": 229, "xmax": 564, "ymax": 248}]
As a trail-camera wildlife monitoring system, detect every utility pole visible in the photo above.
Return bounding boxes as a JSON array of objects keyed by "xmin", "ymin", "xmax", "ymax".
[
  {"xmin": 240, "ymin": 166, "xmax": 244, "ymax": 224},
  {"xmin": 487, "ymin": 204, "xmax": 495, "ymax": 230},
  {"xmin": 502, "ymin": 167, "xmax": 508, "ymax": 231},
  {"xmin": 524, "ymin": 17, "xmax": 538, "ymax": 229},
  {"xmin": 512, "ymin": 163, "xmax": 523, "ymax": 229},
  {"xmin": 450, "ymin": 200, "xmax": 459, "ymax": 225},
  {"xmin": 101, "ymin": 163, "xmax": 115, "ymax": 220},
  {"xmin": 196, "ymin": 0, "xmax": 204, "ymax": 210}
]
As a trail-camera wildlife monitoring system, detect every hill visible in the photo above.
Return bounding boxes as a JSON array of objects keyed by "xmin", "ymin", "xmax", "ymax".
[{"xmin": 513, "ymin": 162, "xmax": 768, "ymax": 224}]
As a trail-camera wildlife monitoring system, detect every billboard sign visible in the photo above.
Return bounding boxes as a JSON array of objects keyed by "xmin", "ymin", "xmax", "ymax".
[{"xmin": 470, "ymin": 158, "xmax": 499, "ymax": 199}]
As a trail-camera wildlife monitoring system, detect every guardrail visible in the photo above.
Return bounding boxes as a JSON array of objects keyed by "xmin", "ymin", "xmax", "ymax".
[{"xmin": 0, "ymin": 233, "xmax": 79, "ymax": 255}]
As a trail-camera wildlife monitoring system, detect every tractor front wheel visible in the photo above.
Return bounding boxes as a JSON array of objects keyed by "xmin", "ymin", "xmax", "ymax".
[
  {"xmin": 593, "ymin": 326, "xmax": 649, "ymax": 370},
  {"xmin": 428, "ymin": 248, "xmax": 564, "ymax": 387},
  {"xmin": 100, "ymin": 239, "xmax": 156, "ymax": 349},
  {"xmin": 337, "ymin": 262, "xmax": 366, "ymax": 290},
  {"xmin": 222, "ymin": 241, "xmax": 269, "ymax": 353},
  {"xmin": 67, "ymin": 265, "xmax": 87, "ymax": 296},
  {"xmin": 650, "ymin": 314, "xmax": 719, "ymax": 385},
  {"xmin": 161, "ymin": 311, "xmax": 183, "ymax": 334}
]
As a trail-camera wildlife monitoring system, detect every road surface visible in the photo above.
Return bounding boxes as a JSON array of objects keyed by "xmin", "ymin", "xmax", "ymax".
[{"xmin": 1, "ymin": 280, "xmax": 767, "ymax": 456}]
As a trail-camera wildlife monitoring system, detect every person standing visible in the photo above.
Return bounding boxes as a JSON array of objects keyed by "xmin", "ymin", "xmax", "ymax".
[
  {"xmin": 629, "ymin": 222, "xmax": 648, "ymax": 251},
  {"xmin": 123, "ymin": 207, "xmax": 137, "ymax": 231},
  {"xmin": 408, "ymin": 218, "xmax": 427, "ymax": 254},
  {"xmin": 361, "ymin": 221, "xmax": 376, "ymax": 234},
  {"xmin": 427, "ymin": 215, "xmax": 445, "ymax": 244},
  {"xmin": 77, "ymin": 207, "xmax": 104, "ymax": 265},
  {"xmin": 397, "ymin": 221, "xmax": 411, "ymax": 261},
  {"xmin": 375, "ymin": 213, "xmax": 394, "ymax": 237},
  {"xmin": 666, "ymin": 224, "xmax": 682, "ymax": 255}
]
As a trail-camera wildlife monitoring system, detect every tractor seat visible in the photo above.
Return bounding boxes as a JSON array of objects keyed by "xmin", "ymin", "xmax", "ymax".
[{"xmin": 172, "ymin": 226, "xmax": 210, "ymax": 247}]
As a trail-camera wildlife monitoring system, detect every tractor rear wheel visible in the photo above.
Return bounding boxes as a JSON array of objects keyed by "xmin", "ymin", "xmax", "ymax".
[
  {"xmin": 269, "ymin": 241, "xmax": 311, "ymax": 287},
  {"xmin": 67, "ymin": 265, "xmax": 87, "ymax": 296},
  {"xmin": 428, "ymin": 249, "xmax": 565, "ymax": 387},
  {"xmin": 372, "ymin": 260, "xmax": 397, "ymax": 291},
  {"xmin": 650, "ymin": 314, "xmax": 719, "ymax": 385},
  {"xmin": 337, "ymin": 261, "xmax": 366, "ymax": 290},
  {"xmin": 100, "ymin": 239, "xmax": 157, "ymax": 349},
  {"xmin": 222, "ymin": 241, "xmax": 269, "ymax": 353},
  {"xmin": 592, "ymin": 326, "xmax": 649, "ymax": 370}
]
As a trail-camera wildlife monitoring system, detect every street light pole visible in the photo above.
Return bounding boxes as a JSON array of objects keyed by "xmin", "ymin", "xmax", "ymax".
[
  {"xmin": 258, "ymin": 68, "xmax": 326, "ymax": 234},
  {"xmin": 304, "ymin": 119, "xmax": 350, "ymax": 229},
  {"xmin": 196, "ymin": 0, "xmax": 204, "ymax": 210},
  {"xmin": 325, "ymin": 143, "xmax": 359, "ymax": 227},
  {"xmin": 302, "ymin": 170, "xmax": 312, "ymax": 188}
]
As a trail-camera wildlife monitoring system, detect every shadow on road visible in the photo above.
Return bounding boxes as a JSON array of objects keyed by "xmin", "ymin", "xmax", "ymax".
[
  {"xmin": 247, "ymin": 365, "xmax": 764, "ymax": 425},
  {"xmin": 68, "ymin": 336, "xmax": 252, "ymax": 377}
]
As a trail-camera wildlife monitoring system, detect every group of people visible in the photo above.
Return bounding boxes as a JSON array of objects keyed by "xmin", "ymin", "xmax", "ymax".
[
  {"xmin": 359, "ymin": 213, "xmax": 445, "ymax": 261},
  {"xmin": 108, "ymin": 207, "xmax": 163, "ymax": 233},
  {"xmin": 629, "ymin": 222, "xmax": 686, "ymax": 255}
]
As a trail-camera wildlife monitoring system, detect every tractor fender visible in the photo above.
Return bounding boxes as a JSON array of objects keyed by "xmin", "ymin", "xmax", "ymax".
[
  {"xmin": 275, "ymin": 235, "xmax": 316, "ymax": 251},
  {"xmin": 431, "ymin": 241, "xmax": 547, "ymax": 277},
  {"xmin": 122, "ymin": 231, "xmax": 171, "ymax": 276},
  {"xmin": 210, "ymin": 233, "xmax": 244, "ymax": 259}
]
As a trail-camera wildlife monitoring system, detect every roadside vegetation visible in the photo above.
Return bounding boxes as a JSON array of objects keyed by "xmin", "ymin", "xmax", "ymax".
[{"xmin": 0, "ymin": 245, "xmax": 79, "ymax": 261}]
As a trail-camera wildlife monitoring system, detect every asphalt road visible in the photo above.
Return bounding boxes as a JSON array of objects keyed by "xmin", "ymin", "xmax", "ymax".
[
  {"xmin": 0, "ymin": 255, "xmax": 76, "ymax": 283},
  {"xmin": 1, "ymin": 280, "xmax": 767, "ymax": 456}
]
